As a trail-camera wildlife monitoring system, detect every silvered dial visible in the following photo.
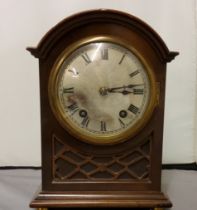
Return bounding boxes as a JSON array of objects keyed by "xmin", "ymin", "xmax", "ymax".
[{"xmin": 56, "ymin": 42, "xmax": 151, "ymax": 143}]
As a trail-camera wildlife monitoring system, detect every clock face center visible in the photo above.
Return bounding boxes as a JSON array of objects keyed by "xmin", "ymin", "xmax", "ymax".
[{"xmin": 99, "ymin": 87, "xmax": 108, "ymax": 96}]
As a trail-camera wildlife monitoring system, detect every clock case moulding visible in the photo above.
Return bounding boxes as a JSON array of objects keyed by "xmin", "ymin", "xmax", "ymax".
[{"xmin": 27, "ymin": 9, "xmax": 178, "ymax": 209}]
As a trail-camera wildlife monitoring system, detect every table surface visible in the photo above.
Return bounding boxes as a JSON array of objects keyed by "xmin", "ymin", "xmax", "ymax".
[{"xmin": 0, "ymin": 169, "xmax": 197, "ymax": 210}]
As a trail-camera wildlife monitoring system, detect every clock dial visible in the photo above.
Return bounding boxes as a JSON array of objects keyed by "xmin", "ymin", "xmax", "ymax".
[{"xmin": 51, "ymin": 41, "xmax": 153, "ymax": 144}]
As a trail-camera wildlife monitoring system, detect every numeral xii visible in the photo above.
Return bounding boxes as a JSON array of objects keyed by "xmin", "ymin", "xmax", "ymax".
[{"xmin": 101, "ymin": 48, "xmax": 108, "ymax": 60}]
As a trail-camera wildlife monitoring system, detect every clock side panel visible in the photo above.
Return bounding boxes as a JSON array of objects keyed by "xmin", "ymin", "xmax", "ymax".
[{"xmin": 151, "ymin": 63, "xmax": 167, "ymax": 191}]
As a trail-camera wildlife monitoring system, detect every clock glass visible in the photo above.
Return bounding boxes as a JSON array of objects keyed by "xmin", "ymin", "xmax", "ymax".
[{"xmin": 49, "ymin": 40, "xmax": 156, "ymax": 145}]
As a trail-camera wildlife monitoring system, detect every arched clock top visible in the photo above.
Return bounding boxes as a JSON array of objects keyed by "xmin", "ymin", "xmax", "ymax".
[{"xmin": 26, "ymin": 9, "xmax": 179, "ymax": 62}]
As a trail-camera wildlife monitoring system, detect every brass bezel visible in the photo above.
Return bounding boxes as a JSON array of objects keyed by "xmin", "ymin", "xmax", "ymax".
[{"xmin": 48, "ymin": 36, "xmax": 157, "ymax": 145}]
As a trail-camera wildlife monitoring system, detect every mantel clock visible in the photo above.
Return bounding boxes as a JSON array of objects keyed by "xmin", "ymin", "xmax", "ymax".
[{"xmin": 27, "ymin": 9, "xmax": 178, "ymax": 210}]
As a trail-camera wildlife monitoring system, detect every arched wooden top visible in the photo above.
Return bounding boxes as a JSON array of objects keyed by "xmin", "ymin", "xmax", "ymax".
[{"xmin": 27, "ymin": 9, "xmax": 178, "ymax": 62}]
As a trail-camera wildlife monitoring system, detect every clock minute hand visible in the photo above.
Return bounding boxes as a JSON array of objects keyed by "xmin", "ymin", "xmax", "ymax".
[
  {"xmin": 108, "ymin": 86, "xmax": 126, "ymax": 92},
  {"xmin": 107, "ymin": 89, "xmax": 131, "ymax": 93},
  {"xmin": 108, "ymin": 84, "xmax": 143, "ymax": 92},
  {"xmin": 115, "ymin": 90, "xmax": 134, "ymax": 95}
]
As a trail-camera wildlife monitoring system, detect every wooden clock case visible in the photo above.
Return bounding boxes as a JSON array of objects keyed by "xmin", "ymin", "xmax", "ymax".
[{"xmin": 27, "ymin": 9, "xmax": 178, "ymax": 209}]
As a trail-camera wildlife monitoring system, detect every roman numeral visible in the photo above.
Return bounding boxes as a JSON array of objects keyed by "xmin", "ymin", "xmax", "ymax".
[
  {"xmin": 81, "ymin": 116, "xmax": 89, "ymax": 127},
  {"xmin": 133, "ymin": 88, "xmax": 144, "ymax": 95},
  {"xmin": 68, "ymin": 69, "xmax": 79, "ymax": 76},
  {"xmin": 81, "ymin": 53, "xmax": 91, "ymax": 64},
  {"xmin": 100, "ymin": 121, "xmax": 106, "ymax": 131},
  {"xmin": 119, "ymin": 118, "xmax": 125, "ymax": 128},
  {"xmin": 101, "ymin": 48, "xmax": 108, "ymax": 60},
  {"xmin": 63, "ymin": 87, "xmax": 74, "ymax": 93},
  {"xmin": 128, "ymin": 104, "xmax": 139, "ymax": 114},
  {"xmin": 129, "ymin": 70, "xmax": 139, "ymax": 77},
  {"xmin": 119, "ymin": 53, "xmax": 126, "ymax": 64},
  {"xmin": 67, "ymin": 103, "xmax": 79, "ymax": 115}
]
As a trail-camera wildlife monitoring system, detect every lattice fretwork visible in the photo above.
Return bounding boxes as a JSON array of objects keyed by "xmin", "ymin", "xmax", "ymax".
[{"xmin": 53, "ymin": 135, "xmax": 151, "ymax": 181}]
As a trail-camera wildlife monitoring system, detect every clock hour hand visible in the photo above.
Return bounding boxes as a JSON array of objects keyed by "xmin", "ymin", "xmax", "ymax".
[{"xmin": 109, "ymin": 90, "xmax": 134, "ymax": 95}]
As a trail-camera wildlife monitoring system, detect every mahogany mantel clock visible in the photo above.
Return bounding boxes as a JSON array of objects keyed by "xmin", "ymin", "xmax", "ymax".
[{"xmin": 27, "ymin": 9, "xmax": 178, "ymax": 210}]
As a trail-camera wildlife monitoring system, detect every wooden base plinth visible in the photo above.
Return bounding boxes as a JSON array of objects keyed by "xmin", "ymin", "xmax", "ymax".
[
  {"xmin": 30, "ymin": 189, "xmax": 171, "ymax": 209},
  {"xmin": 37, "ymin": 208, "xmax": 163, "ymax": 210}
]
